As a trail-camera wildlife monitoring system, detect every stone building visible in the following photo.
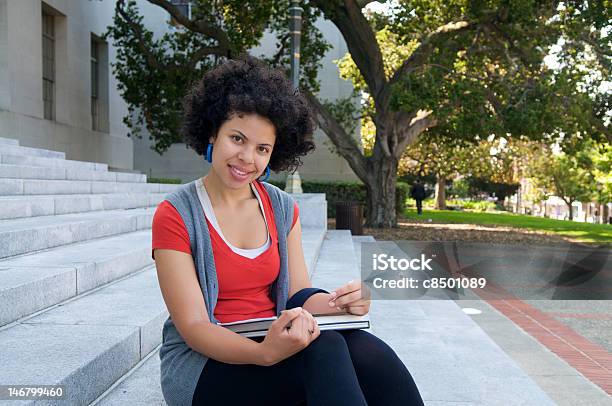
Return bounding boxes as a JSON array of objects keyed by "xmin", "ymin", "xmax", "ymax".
[{"xmin": 0, "ymin": 0, "xmax": 360, "ymax": 182}]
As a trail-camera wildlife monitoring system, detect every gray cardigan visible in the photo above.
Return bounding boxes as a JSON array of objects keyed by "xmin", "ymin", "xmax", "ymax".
[{"xmin": 158, "ymin": 180, "xmax": 295, "ymax": 406}]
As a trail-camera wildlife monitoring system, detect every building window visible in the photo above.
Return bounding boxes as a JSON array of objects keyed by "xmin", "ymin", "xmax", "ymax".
[
  {"xmin": 169, "ymin": 0, "xmax": 191, "ymax": 26},
  {"xmin": 91, "ymin": 39, "xmax": 99, "ymax": 131},
  {"xmin": 90, "ymin": 34, "xmax": 110, "ymax": 133},
  {"xmin": 42, "ymin": 12, "xmax": 55, "ymax": 120}
]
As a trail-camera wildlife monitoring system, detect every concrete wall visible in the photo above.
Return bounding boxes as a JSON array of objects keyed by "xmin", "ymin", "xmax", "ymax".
[
  {"xmin": 287, "ymin": 18, "xmax": 362, "ymax": 183},
  {"xmin": 0, "ymin": 0, "xmax": 146, "ymax": 170},
  {"xmin": 133, "ymin": 12, "xmax": 362, "ymax": 183}
]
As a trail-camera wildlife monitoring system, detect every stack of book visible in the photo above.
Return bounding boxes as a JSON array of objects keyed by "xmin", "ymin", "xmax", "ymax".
[{"xmin": 219, "ymin": 312, "xmax": 371, "ymax": 338}]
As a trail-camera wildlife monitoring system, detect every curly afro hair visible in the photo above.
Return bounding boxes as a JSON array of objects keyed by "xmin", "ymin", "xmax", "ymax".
[{"xmin": 181, "ymin": 54, "xmax": 316, "ymax": 173}]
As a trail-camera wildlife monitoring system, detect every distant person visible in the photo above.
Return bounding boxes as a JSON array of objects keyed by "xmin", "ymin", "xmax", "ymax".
[{"xmin": 411, "ymin": 179, "xmax": 426, "ymax": 215}]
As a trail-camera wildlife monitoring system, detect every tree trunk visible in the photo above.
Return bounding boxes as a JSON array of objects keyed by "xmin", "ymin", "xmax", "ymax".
[
  {"xmin": 602, "ymin": 204, "xmax": 610, "ymax": 224},
  {"xmin": 435, "ymin": 176, "xmax": 447, "ymax": 210},
  {"xmin": 566, "ymin": 201, "xmax": 573, "ymax": 220},
  {"xmin": 364, "ymin": 156, "xmax": 398, "ymax": 228}
]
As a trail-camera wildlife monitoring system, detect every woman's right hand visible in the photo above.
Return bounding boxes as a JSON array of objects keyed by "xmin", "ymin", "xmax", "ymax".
[{"xmin": 258, "ymin": 307, "xmax": 320, "ymax": 366}]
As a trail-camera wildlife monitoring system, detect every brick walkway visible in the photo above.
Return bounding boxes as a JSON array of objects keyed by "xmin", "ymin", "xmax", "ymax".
[{"xmin": 479, "ymin": 293, "xmax": 612, "ymax": 395}]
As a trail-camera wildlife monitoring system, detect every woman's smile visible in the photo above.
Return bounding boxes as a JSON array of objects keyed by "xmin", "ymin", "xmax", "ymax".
[{"xmin": 228, "ymin": 164, "xmax": 255, "ymax": 182}]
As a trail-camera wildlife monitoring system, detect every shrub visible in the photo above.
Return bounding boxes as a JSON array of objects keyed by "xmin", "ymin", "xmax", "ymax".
[
  {"xmin": 449, "ymin": 179, "xmax": 470, "ymax": 198},
  {"xmin": 147, "ymin": 177, "xmax": 182, "ymax": 184},
  {"xmin": 405, "ymin": 198, "xmax": 497, "ymax": 212},
  {"xmin": 447, "ymin": 199, "xmax": 497, "ymax": 212},
  {"xmin": 267, "ymin": 180, "xmax": 409, "ymax": 218}
]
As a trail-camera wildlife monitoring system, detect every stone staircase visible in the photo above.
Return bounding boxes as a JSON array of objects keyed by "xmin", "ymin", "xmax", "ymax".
[
  {"xmin": 0, "ymin": 137, "xmax": 179, "ymax": 405},
  {"xmin": 0, "ymin": 136, "xmax": 327, "ymax": 405}
]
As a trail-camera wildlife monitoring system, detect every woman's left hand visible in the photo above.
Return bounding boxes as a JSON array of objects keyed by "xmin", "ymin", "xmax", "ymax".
[{"xmin": 328, "ymin": 280, "xmax": 371, "ymax": 316}]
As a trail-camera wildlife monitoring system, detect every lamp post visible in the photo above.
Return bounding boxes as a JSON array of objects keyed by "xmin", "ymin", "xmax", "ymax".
[{"xmin": 285, "ymin": 0, "xmax": 303, "ymax": 194}]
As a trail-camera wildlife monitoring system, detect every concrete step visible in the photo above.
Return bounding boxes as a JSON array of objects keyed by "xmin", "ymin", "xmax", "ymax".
[
  {"xmin": 0, "ymin": 178, "xmax": 178, "ymax": 196},
  {"xmin": 292, "ymin": 193, "xmax": 327, "ymax": 230},
  {"xmin": 0, "ymin": 144, "xmax": 65, "ymax": 159},
  {"xmin": 0, "ymin": 207, "xmax": 155, "ymax": 259},
  {"xmin": 0, "ymin": 163, "xmax": 146, "ymax": 183},
  {"xmin": 310, "ymin": 230, "xmax": 361, "ymax": 290},
  {"xmin": 0, "ymin": 137, "xmax": 19, "ymax": 146},
  {"xmin": 109, "ymin": 166, "xmax": 144, "ymax": 175},
  {"xmin": 0, "ymin": 231, "xmax": 154, "ymax": 326},
  {"xmin": 352, "ymin": 235, "xmax": 375, "ymax": 268},
  {"xmin": 0, "ymin": 266, "xmax": 168, "ymax": 406},
  {"xmin": 0, "ymin": 153, "xmax": 108, "ymax": 172},
  {"xmin": 93, "ymin": 347, "xmax": 165, "ymax": 406},
  {"xmin": 352, "ymin": 235, "xmax": 375, "ymax": 243},
  {"xmin": 301, "ymin": 228, "xmax": 326, "ymax": 278},
  {"xmin": 0, "ymin": 193, "xmax": 166, "ymax": 220}
]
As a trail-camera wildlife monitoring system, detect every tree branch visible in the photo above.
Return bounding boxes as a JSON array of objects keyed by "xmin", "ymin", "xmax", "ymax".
[
  {"xmin": 116, "ymin": 0, "xmax": 238, "ymax": 73},
  {"xmin": 394, "ymin": 110, "xmax": 438, "ymax": 159},
  {"xmin": 388, "ymin": 20, "xmax": 473, "ymax": 89},
  {"xmin": 145, "ymin": 0, "xmax": 235, "ymax": 57},
  {"xmin": 590, "ymin": 116, "xmax": 612, "ymax": 144},
  {"xmin": 310, "ymin": 0, "xmax": 387, "ymax": 108},
  {"xmin": 185, "ymin": 46, "xmax": 228, "ymax": 69},
  {"xmin": 579, "ymin": 32, "xmax": 611, "ymax": 76},
  {"xmin": 302, "ymin": 88, "xmax": 369, "ymax": 181},
  {"xmin": 270, "ymin": 33, "xmax": 291, "ymax": 66},
  {"xmin": 481, "ymin": 22, "xmax": 535, "ymax": 68},
  {"xmin": 116, "ymin": 0, "xmax": 168, "ymax": 70},
  {"xmin": 356, "ymin": 0, "xmax": 379, "ymax": 8}
]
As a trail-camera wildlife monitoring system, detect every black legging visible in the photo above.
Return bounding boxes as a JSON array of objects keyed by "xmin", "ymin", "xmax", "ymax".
[
  {"xmin": 192, "ymin": 288, "xmax": 423, "ymax": 405},
  {"xmin": 192, "ymin": 328, "xmax": 424, "ymax": 405}
]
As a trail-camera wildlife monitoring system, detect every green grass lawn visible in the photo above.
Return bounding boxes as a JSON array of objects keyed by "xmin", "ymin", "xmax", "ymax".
[{"xmin": 402, "ymin": 208, "xmax": 612, "ymax": 244}]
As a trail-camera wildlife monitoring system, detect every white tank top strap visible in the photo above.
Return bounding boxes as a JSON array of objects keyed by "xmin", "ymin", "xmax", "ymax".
[{"xmin": 196, "ymin": 178, "xmax": 271, "ymax": 259}]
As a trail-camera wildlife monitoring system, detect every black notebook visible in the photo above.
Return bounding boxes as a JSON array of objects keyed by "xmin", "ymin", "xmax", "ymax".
[{"xmin": 219, "ymin": 312, "xmax": 371, "ymax": 338}]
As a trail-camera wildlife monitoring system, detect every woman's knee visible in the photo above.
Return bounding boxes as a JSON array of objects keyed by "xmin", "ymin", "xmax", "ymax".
[
  {"xmin": 343, "ymin": 330, "xmax": 404, "ymax": 371},
  {"xmin": 301, "ymin": 330, "xmax": 351, "ymax": 361}
]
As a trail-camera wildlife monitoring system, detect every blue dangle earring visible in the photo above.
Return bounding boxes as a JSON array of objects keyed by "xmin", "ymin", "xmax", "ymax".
[
  {"xmin": 205, "ymin": 143, "xmax": 213, "ymax": 163},
  {"xmin": 258, "ymin": 166, "xmax": 271, "ymax": 182}
]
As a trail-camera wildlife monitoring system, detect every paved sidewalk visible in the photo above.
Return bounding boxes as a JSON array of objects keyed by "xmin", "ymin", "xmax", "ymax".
[
  {"xmin": 462, "ymin": 297, "xmax": 611, "ymax": 405},
  {"xmin": 351, "ymin": 238, "xmax": 611, "ymax": 405}
]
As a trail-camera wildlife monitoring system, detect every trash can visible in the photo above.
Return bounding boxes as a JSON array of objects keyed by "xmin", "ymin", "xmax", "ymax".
[{"xmin": 335, "ymin": 201, "xmax": 363, "ymax": 235}]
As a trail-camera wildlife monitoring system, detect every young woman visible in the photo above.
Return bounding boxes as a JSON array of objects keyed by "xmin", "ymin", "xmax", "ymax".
[{"xmin": 152, "ymin": 55, "xmax": 424, "ymax": 406}]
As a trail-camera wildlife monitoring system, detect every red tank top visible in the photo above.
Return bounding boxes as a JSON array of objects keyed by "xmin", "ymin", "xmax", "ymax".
[{"xmin": 152, "ymin": 181, "xmax": 299, "ymax": 323}]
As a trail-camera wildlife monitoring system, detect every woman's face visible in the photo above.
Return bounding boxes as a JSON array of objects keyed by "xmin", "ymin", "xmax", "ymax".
[{"xmin": 209, "ymin": 113, "xmax": 276, "ymax": 189}]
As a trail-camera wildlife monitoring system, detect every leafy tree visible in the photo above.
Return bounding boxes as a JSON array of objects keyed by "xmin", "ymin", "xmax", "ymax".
[
  {"xmin": 328, "ymin": 0, "xmax": 609, "ymax": 226},
  {"xmin": 105, "ymin": 0, "xmax": 610, "ymax": 227},
  {"xmin": 583, "ymin": 140, "xmax": 611, "ymax": 222},
  {"xmin": 400, "ymin": 135, "xmax": 473, "ymax": 209},
  {"xmin": 400, "ymin": 135, "xmax": 528, "ymax": 209},
  {"xmin": 104, "ymin": 0, "xmax": 330, "ymax": 153},
  {"xmin": 527, "ymin": 144, "xmax": 598, "ymax": 220}
]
